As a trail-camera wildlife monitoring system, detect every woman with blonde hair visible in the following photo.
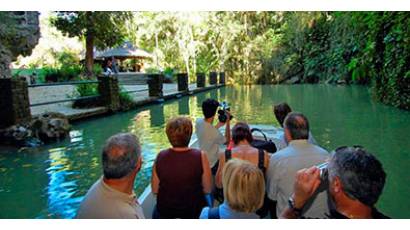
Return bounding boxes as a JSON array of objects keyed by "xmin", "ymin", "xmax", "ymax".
[
  {"xmin": 200, "ymin": 159, "xmax": 265, "ymax": 219},
  {"xmin": 151, "ymin": 116, "xmax": 212, "ymax": 218}
]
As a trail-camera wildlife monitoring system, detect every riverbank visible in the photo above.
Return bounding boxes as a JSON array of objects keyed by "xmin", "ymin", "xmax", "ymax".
[{"xmin": 29, "ymin": 83, "xmax": 225, "ymax": 122}]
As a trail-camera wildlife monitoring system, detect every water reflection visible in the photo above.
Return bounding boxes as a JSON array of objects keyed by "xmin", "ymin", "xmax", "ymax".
[
  {"xmin": 178, "ymin": 97, "xmax": 190, "ymax": 115},
  {"xmin": 149, "ymin": 104, "xmax": 165, "ymax": 128}
]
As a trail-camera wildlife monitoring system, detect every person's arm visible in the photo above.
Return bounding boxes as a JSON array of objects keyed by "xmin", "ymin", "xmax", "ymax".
[
  {"xmin": 215, "ymin": 121, "xmax": 225, "ymax": 129},
  {"xmin": 280, "ymin": 167, "xmax": 322, "ymax": 219},
  {"xmin": 151, "ymin": 162, "xmax": 160, "ymax": 195},
  {"xmin": 264, "ymin": 150, "xmax": 270, "ymax": 169},
  {"xmin": 215, "ymin": 152, "xmax": 225, "ymax": 188},
  {"xmin": 224, "ymin": 114, "xmax": 231, "ymax": 145},
  {"xmin": 201, "ymin": 151, "xmax": 212, "ymax": 194}
]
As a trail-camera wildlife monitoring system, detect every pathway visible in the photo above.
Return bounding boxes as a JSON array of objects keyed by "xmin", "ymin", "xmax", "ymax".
[{"xmin": 29, "ymin": 83, "xmax": 218, "ymax": 120}]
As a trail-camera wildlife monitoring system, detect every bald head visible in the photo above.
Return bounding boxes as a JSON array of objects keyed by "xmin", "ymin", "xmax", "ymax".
[
  {"xmin": 284, "ymin": 112, "xmax": 309, "ymax": 140},
  {"xmin": 102, "ymin": 133, "xmax": 141, "ymax": 179}
]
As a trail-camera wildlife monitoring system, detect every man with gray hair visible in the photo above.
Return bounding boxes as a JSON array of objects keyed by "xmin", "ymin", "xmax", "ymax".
[
  {"xmin": 76, "ymin": 133, "xmax": 145, "ymax": 219},
  {"xmin": 266, "ymin": 112, "xmax": 330, "ymax": 218},
  {"xmin": 281, "ymin": 146, "xmax": 388, "ymax": 219}
]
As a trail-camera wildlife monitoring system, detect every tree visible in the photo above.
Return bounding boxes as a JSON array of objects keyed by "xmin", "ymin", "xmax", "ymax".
[{"xmin": 50, "ymin": 11, "xmax": 133, "ymax": 76}]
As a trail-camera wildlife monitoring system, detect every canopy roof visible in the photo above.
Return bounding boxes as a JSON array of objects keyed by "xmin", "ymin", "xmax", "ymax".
[{"xmin": 94, "ymin": 42, "xmax": 153, "ymax": 60}]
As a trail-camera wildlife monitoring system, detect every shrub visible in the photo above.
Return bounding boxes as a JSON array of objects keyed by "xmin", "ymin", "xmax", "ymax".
[
  {"xmin": 43, "ymin": 65, "xmax": 83, "ymax": 82},
  {"xmin": 119, "ymin": 90, "xmax": 136, "ymax": 110},
  {"xmin": 74, "ymin": 83, "xmax": 98, "ymax": 97},
  {"xmin": 71, "ymin": 83, "xmax": 100, "ymax": 108}
]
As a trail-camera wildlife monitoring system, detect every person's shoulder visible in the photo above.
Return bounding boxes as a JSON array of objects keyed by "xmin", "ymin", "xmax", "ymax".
[
  {"xmin": 199, "ymin": 206, "xmax": 210, "ymax": 219},
  {"xmin": 158, "ymin": 148, "xmax": 171, "ymax": 155},
  {"xmin": 190, "ymin": 148, "xmax": 203, "ymax": 156},
  {"xmin": 270, "ymin": 146, "xmax": 292, "ymax": 162},
  {"xmin": 156, "ymin": 148, "xmax": 172, "ymax": 161},
  {"xmin": 195, "ymin": 118, "xmax": 204, "ymax": 125},
  {"xmin": 310, "ymin": 144, "xmax": 329, "ymax": 155},
  {"xmin": 76, "ymin": 179, "xmax": 106, "ymax": 218}
]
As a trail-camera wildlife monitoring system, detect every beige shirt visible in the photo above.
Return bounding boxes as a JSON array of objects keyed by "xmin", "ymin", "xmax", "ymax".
[{"xmin": 76, "ymin": 177, "xmax": 145, "ymax": 219}]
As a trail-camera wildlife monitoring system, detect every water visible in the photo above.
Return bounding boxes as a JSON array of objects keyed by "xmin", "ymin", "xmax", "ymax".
[{"xmin": 0, "ymin": 85, "xmax": 409, "ymax": 218}]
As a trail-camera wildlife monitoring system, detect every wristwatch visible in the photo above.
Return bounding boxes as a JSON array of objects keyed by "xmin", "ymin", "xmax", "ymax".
[{"xmin": 288, "ymin": 196, "xmax": 303, "ymax": 217}]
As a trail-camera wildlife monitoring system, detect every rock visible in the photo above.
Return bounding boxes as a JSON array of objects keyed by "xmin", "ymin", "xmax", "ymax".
[
  {"xmin": 336, "ymin": 79, "xmax": 347, "ymax": 84},
  {"xmin": 30, "ymin": 112, "xmax": 71, "ymax": 143},
  {"xmin": 0, "ymin": 112, "xmax": 70, "ymax": 148},
  {"xmin": 284, "ymin": 76, "xmax": 301, "ymax": 84},
  {"xmin": 0, "ymin": 124, "xmax": 41, "ymax": 147}
]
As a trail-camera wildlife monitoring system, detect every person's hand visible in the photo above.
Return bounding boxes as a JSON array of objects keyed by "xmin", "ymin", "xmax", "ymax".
[
  {"xmin": 292, "ymin": 166, "xmax": 321, "ymax": 209},
  {"xmin": 215, "ymin": 121, "xmax": 225, "ymax": 129},
  {"xmin": 225, "ymin": 111, "xmax": 231, "ymax": 124}
]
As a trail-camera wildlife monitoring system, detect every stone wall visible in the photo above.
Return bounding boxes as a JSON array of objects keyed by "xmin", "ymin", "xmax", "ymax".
[
  {"xmin": 177, "ymin": 73, "xmax": 189, "ymax": 92},
  {"xmin": 148, "ymin": 74, "xmax": 164, "ymax": 97},
  {"xmin": 0, "ymin": 78, "xmax": 31, "ymax": 129},
  {"xmin": 209, "ymin": 72, "xmax": 218, "ymax": 85},
  {"xmin": 196, "ymin": 73, "xmax": 206, "ymax": 88},
  {"xmin": 98, "ymin": 76, "xmax": 120, "ymax": 112}
]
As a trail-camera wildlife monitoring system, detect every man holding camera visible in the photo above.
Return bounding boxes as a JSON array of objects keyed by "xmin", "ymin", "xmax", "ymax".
[
  {"xmin": 281, "ymin": 146, "xmax": 388, "ymax": 219},
  {"xmin": 266, "ymin": 112, "xmax": 330, "ymax": 218},
  {"xmin": 195, "ymin": 99, "xmax": 231, "ymax": 175}
]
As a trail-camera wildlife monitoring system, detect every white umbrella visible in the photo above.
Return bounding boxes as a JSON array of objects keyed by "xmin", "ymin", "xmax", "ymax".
[{"xmin": 95, "ymin": 41, "xmax": 153, "ymax": 59}]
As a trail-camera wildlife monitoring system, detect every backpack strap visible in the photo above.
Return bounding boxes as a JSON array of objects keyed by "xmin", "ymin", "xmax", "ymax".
[
  {"xmin": 258, "ymin": 148, "xmax": 266, "ymax": 174},
  {"xmin": 208, "ymin": 207, "xmax": 220, "ymax": 219},
  {"xmin": 225, "ymin": 149, "xmax": 232, "ymax": 162}
]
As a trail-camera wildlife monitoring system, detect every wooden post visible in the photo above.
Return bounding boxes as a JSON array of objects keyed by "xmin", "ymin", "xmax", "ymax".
[
  {"xmin": 147, "ymin": 74, "xmax": 163, "ymax": 97},
  {"xmin": 177, "ymin": 73, "xmax": 189, "ymax": 92},
  {"xmin": 209, "ymin": 72, "xmax": 218, "ymax": 85},
  {"xmin": 196, "ymin": 72, "xmax": 206, "ymax": 88},
  {"xmin": 219, "ymin": 72, "xmax": 226, "ymax": 85}
]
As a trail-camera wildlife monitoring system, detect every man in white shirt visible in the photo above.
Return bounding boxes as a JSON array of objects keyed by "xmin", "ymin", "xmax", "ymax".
[
  {"xmin": 76, "ymin": 133, "xmax": 145, "ymax": 219},
  {"xmin": 266, "ymin": 112, "xmax": 330, "ymax": 218},
  {"xmin": 195, "ymin": 99, "xmax": 230, "ymax": 174},
  {"xmin": 273, "ymin": 103, "xmax": 317, "ymax": 151}
]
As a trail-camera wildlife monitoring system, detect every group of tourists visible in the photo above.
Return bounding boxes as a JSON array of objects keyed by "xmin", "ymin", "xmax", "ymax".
[{"xmin": 76, "ymin": 98, "xmax": 388, "ymax": 219}]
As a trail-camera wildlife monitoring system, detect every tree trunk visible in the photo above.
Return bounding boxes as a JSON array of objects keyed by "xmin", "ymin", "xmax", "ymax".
[
  {"xmin": 155, "ymin": 31, "xmax": 159, "ymax": 67},
  {"xmin": 85, "ymin": 32, "xmax": 94, "ymax": 78}
]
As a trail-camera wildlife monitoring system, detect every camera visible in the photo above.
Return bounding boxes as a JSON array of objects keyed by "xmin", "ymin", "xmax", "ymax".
[
  {"xmin": 218, "ymin": 101, "xmax": 234, "ymax": 123},
  {"xmin": 316, "ymin": 162, "xmax": 328, "ymax": 182}
]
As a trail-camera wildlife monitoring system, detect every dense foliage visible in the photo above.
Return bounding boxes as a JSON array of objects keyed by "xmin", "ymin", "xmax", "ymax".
[
  {"xmin": 132, "ymin": 12, "xmax": 410, "ymax": 109},
  {"xmin": 269, "ymin": 12, "xmax": 410, "ymax": 109}
]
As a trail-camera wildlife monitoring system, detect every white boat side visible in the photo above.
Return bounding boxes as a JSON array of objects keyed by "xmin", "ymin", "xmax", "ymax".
[{"xmin": 137, "ymin": 124, "xmax": 283, "ymax": 218}]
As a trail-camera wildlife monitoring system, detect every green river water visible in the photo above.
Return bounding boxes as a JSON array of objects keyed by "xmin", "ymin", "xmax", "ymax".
[{"xmin": 0, "ymin": 85, "xmax": 409, "ymax": 218}]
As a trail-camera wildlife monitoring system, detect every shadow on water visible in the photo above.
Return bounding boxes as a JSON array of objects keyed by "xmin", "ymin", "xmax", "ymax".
[{"xmin": 0, "ymin": 85, "xmax": 409, "ymax": 218}]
